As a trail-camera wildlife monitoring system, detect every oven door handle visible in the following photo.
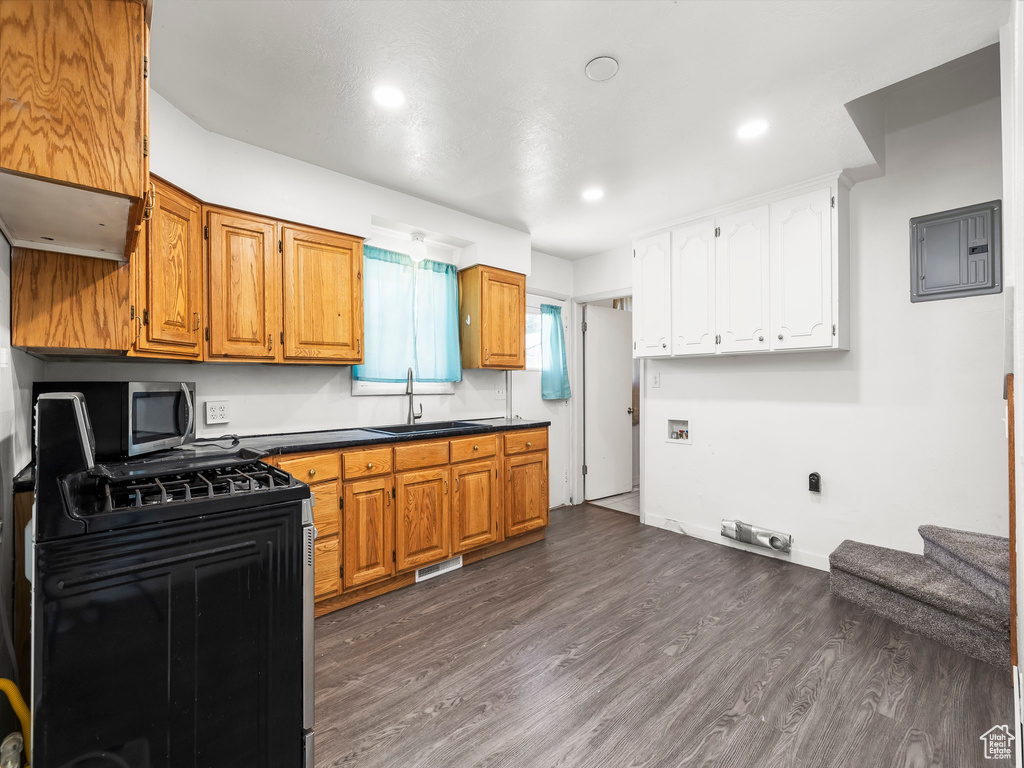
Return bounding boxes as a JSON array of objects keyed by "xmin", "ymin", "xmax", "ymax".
[{"xmin": 181, "ymin": 383, "xmax": 195, "ymax": 441}]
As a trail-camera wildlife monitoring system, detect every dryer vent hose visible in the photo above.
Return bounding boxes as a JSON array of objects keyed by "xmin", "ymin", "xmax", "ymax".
[{"xmin": 0, "ymin": 679, "xmax": 29, "ymax": 767}]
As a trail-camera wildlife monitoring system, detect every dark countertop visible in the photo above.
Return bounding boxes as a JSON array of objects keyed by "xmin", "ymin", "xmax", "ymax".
[{"xmin": 12, "ymin": 417, "xmax": 550, "ymax": 494}]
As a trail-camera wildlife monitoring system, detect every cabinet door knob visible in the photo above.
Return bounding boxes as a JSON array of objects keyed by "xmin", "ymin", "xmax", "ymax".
[
  {"xmin": 308, "ymin": 468, "xmax": 316, "ymax": 477},
  {"xmin": 778, "ymin": 334, "xmax": 784, "ymax": 341},
  {"xmin": 661, "ymin": 342, "xmax": 667, "ymax": 348},
  {"xmin": 473, "ymin": 444, "xmax": 479, "ymax": 451},
  {"xmin": 367, "ymin": 462, "xmax": 374, "ymax": 470},
  {"xmin": 758, "ymin": 336, "xmax": 764, "ymax": 342},
  {"xmin": 526, "ymin": 441, "xmax": 532, "ymax": 448}
]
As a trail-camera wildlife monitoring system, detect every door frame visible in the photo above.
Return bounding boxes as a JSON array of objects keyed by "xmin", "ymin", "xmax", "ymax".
[{"xmin": 568, "ymin": 289, "xmax": 643, "ymax": 522}]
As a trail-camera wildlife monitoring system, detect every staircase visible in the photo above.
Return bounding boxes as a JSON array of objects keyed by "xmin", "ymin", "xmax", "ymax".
[{"xmin": 829, "ymin": 525, "xmax": 1010, "ymax": 669}]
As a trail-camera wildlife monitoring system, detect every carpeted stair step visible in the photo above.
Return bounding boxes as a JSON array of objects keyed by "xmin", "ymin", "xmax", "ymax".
[
  {"xmin": 919, "ymin": 524, "xmax": 1009, "ymax": 611},
  {"xmin": 829, "ymin": 539, "xmax": 1009, "ymax": 669}
]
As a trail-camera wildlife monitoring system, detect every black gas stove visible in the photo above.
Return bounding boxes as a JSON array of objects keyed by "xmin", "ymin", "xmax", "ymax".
[{"xmin": 32, "ymin": 392, "xmax": 315, "ymax": 768}]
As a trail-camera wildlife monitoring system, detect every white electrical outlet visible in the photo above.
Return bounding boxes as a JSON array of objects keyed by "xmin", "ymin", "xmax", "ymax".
[
  {"xmin": 652, "ymin": 371, "xmax": 661, "ymax": 388},
  {"xmin": 205, "ymin": 400, "xmax": 230, "ymax": 425},
  {"xmin": 495, "ymin": 383, "xmax": 507, "ymax": 400}
]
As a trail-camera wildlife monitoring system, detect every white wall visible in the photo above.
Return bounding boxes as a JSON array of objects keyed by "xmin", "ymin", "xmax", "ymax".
[
  {"xmin": 151, "ymin": 93, "xmax": 532, "ymax": 275},
  {"xmin": 572, "ymin": 244, "xmax": 631, "ymax": 300},
  {"xmin": 0, "ymin": 234, "xmax": 42, "ymax": 691},
  {"xmin": 527, "ymin": 250, "xmax": 573, "ymax": 300},
  {"xmin": 643, "ymin": 53, "xmax": 1006, "ymax": 569},
  {"xmin": 1001, "ymin": 0, "xmax": 1024, "ymax": 668}
]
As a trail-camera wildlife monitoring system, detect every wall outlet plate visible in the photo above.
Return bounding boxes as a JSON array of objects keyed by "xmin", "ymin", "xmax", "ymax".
[
  {"xmin": 205, "ymin": 400, "xmax": 230, "ymax": 425},
  {"xmin": 495, "ymin": 383, "xmax": 507, "ymax": 400},
  {"xmin": 652, "ymin": 371, "xmax": 661, "ymax": 388}
]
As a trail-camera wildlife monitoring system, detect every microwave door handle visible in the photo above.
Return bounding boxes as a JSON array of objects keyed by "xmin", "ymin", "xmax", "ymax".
[{"xmin": 181, "ymin": 383, "xmax": 195, "ymax": 439}]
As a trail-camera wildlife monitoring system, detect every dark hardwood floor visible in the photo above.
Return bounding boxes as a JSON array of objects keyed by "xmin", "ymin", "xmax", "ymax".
[{"xmin": 314, "ymin": 504, "xmax": 1013, "ymax": 768}]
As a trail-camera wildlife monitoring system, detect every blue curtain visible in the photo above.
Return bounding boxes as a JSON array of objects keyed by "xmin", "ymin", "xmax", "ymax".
[
  {"xmin": 540, "ymin": 304, "xmax": 571, "ymax": 400},
  {"xmin": 353, "ymin": 246, "xmax": 462, "ymax": 383}
]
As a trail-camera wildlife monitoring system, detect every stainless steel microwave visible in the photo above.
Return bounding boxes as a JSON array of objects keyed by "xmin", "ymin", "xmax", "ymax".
[{"xmin": 32, "ymin": 381, "xmax": 196, "ymax": 459}]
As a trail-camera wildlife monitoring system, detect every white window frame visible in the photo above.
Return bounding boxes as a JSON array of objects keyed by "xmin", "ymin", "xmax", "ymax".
[{"xmin": 351, "ymin": 379, "xmax": 456, "ymax": 397}]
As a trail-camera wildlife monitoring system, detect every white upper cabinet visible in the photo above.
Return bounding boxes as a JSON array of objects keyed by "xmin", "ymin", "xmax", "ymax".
[
  {"xmin": 633, "ymin": 233, "xmax": 672, "ymax": 357},
  {"xmin": 670, "ymin": 220, "xmax": 717, "ymax": 356},
  {"xmin": 770, "ymin": 188, "xmax": 834, "ymax": 350},
  {"xmin": 716, "ymin": 205, "xmax": 770, "ymax": 354},
  {"xmin": 631, "ymin": 175, "xmax": 849, "ymax": 359}
]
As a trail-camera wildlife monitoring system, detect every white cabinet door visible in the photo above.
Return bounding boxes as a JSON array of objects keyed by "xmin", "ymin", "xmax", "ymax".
[
  {"xmin": 715, "ymin": 205, "xmax": 770, "ymax": 353},
  {"xmin": 770, "ymin": 188, "xmax": 834, "ymax": 350},
  {"xmin": 670, "ymin": 220, "xmax": 717, "ymax": 355},
  {"xmin": 632, "ymin": 233, "xmax": 672, "ymax": 356}
]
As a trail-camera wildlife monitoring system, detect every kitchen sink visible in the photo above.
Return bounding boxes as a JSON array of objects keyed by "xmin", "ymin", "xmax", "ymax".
[{"xmin": 368, "ymin": 421, "xmax": 479, "ymax": 435}]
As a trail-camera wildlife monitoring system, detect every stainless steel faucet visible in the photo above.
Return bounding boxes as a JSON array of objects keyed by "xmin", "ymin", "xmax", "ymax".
[{"xmin": 406, "ymin": 367, "xmax": 423, "ymax": 425}]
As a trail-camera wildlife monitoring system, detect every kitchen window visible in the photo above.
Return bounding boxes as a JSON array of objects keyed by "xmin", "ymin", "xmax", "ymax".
[{"xmin": 352, "ymin": 245, "xmax": 462, "ymax": 396}]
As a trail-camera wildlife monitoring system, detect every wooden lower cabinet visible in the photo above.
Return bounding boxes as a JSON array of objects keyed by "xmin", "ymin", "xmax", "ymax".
[
  {"xmin": 506, "ymin": 452, "xmax": 549, "ymax": 537},
  {"xmin": 452, "ymin": 459, "xmax": 499, "ymax": 554},
  {"xmin": 314, "ymin": 536, "xmax": 340, "ymax": 601},
  {"xmin": 310, "ymin": 480, "xmax": 342, "ymax": 600},
  {"xmin": 283, "ymin": 428, "xmax": 547, "ymax": 616},
  {"xmin": 342, "ymin": 476, "xmax": 395, "ymax": 590},
  {"xmin": 395, "ymin": 467, "xmax": 450, "ymax": 572}
]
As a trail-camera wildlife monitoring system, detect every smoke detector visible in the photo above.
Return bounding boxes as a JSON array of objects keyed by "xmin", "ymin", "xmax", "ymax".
[{"xmin": 585, "ymin": 56, "xmax": 619, "ymax": 82}]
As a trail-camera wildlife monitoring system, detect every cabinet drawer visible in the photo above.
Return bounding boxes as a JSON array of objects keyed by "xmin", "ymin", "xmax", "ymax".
[
  {"xmin": 504, "ymin": 429, "xmax": 547, "ymax": 455},
  {"xmin": 278, "ymin": 451, "xmax": 339, "ymax": 484},
  {"xmin": 343, "ymin": 447, "xmax": 393, "ymax": 480},
  {"xmin": 394, "ymin": 440, "xmax": 449, "ymax": 472},
  {"xmin": 314, "ymin": 535, "xmax": 340, "ymax": 601},
  {"xmin": 450, "ymin": 434, "xmax": 497, "ymax": 463},
  {"xmin": 309, "ymin": 481, "xmax": 340, "ymax": 538}
]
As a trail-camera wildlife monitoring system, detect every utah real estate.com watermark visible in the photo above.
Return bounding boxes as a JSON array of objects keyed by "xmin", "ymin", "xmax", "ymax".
[{"xmin": 980, "ymin": 725, "xmax": 1015, "ymax": 760}]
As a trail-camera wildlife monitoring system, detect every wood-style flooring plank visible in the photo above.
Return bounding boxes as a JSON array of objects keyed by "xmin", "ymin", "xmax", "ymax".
[{"xmin": 314, "ymin": 505, "xmax": 1013, "ymax": 768}]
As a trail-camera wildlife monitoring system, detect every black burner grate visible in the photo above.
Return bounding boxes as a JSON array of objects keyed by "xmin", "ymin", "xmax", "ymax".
[{"xmin": 101, "ymin": 462, "xmax": 291, "ymax": 512}]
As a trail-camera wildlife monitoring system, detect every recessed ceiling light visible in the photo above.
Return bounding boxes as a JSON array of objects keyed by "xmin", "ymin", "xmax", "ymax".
[
  {"xmin": 582, "ymin": 188, "xmax": 604, "ymax": 202},
  {"xmin": 585, "ymin": 56, "xmax": 619, "ymax": 82},
  {"xmin": 737, "ymin": 119, "xmax": 770, "ymax": 140},
  {"xmin": 373, "ymin": 85, "xmax": 405, "ymax": 109}
]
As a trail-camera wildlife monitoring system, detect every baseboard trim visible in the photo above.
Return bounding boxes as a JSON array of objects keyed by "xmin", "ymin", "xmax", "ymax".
[{"xmin": 643, "ymin": 513, "xmax": 830, "ymax": 571}]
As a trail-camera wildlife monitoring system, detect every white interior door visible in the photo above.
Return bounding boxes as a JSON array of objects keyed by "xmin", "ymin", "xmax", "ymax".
[
  {"xmin": 632, "ymin": 233, "xmax": 672, "ymax": 357},
  {"xmin": 716, "ymin": 205, "xmax": 770, "ymax": 353},
  {"xmin": 671, "ymin": 219, "xmax": 717, "ymax": 356},
  {"xmin": 511, "ymin": 295, "xmax": 570, "ymax": 508},
  {"xmin": 584, "ymin": 305, "xmax": 634, "ymax": 500},
  {"xmin": 770, "ymin": 188, "xmax": 834, "ymax": 350}
]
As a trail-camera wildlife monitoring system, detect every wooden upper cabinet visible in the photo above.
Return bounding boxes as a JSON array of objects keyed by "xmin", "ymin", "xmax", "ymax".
[
  {"xmin": 342, "ymin": 476, "xmax": 395, "ymax": 590},
  {"xmin": 458, "ymin": 265, "xmax": 526, "ymax": 370},
  {"xmin": 282, "ymin": 226, "xmax": 363, "ymax": 362},
  {"xmin": 395, "ymin": 468, "xmax": 450, "ymax": 572},
  {"xmin": 452, "ymin": 459, "xmax": 499, "ymax": 555},
  {"xmin": 205, "ymin": 208, "xmax": 281, "ymax": 361},
  {"xmin": 506, "ymin": 452, "xmax": 549, "ymax": 538},
  {"xmin": 132, "ymin": 179, "xmax": 204, "ymax": 359},
  {"xmin": 11, "ymin": 248, "xmax": 131, "ymax": 352},
  {"xmin": 0, "ymin": 0, "xmax": 147, "ymax": 197}
]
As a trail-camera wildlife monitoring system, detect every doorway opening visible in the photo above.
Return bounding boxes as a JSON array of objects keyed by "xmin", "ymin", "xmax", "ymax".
[{"xmin": 583, "ymin": 297, "xmax": 639, "ymax": 515}]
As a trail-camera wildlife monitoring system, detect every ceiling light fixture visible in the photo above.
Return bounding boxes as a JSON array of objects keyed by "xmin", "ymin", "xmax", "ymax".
[
  {"xmin": 373, "ymin": 85, "xmax": 405, "ymax": 109},
  {"xmin": 585, "ymin": 56, "xmax": 619, "ymax": 82},
  {"xmin": 582, "ymin": 188, "xmax": 604, "ymax": 202},
  {"xmin": 409, "ymin": 232, "xmax": 427, "ymax": 263},
  {"xmin": 737, "ymin": 119, "xmax": 770, "ymax": 140}
]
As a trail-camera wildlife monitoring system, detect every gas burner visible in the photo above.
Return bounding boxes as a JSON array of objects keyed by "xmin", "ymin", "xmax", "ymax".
[{"xmin": 101, "ymin": 462, "xmax": 293, "ymax": 512}]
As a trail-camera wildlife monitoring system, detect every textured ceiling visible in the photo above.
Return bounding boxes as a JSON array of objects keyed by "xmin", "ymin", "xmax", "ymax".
[{"xmin": 151, "ymin": 0, "xmax": 1008, "ymax": 260}]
